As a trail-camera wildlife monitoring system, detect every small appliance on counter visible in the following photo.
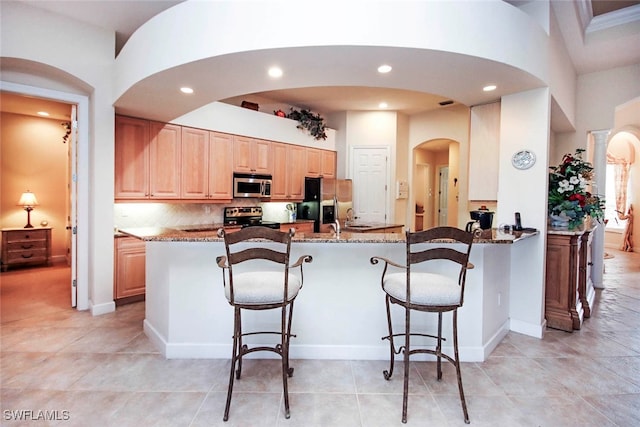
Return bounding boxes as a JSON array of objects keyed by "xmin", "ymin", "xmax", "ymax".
[
  {"xmin": 469, "ymin": 206, "xmax": 494, "ymax": 230},
  {"xmin": 223, "ymin": 206, "xmax": 280, "ymax": 229}
]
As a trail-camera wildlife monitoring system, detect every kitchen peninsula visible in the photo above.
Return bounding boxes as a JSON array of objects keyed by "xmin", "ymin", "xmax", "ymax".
[{"xmin": 120, "ymin": 227, "xmax": 538, "ymax": 362}]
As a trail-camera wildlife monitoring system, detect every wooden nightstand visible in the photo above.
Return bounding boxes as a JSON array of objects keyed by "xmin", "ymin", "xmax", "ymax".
[{"xmin": 1, "ymin": 228, "xmax": 52, "ymax": 272}]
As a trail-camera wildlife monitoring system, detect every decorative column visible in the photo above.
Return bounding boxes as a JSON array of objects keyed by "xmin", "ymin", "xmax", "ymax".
[{"xmin": 591, "ymin": 129, "xmax": 609, "ymax": 289}]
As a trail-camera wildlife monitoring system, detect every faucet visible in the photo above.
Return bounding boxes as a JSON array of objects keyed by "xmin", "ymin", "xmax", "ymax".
[{"xmin": 331, "ymin": 220, "xmax": 340, "ymax": 235}]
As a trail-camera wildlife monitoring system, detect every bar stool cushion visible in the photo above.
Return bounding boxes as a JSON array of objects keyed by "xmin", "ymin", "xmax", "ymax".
[
  {"xmin": 226, "ymin": 272, "xmax": 302, "ymax": 305},
  {"xmin": 383, "ymin": 272, "xmax": 461, "ymax": 306}
]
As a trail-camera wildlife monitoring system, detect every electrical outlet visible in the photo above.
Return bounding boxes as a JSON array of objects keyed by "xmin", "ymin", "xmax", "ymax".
[{"xmin": 204, "ymin": 205, "xmax": 211, "ymax": 214}]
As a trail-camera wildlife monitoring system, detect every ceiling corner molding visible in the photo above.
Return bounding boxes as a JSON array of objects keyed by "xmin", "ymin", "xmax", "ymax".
[
  {"xmin": 576, "ymin": 0, "xmax": 594, "ymax": 34},
  {"xmin": 587, "ymin": 4, "xmax": 640, "ymax": 34}
]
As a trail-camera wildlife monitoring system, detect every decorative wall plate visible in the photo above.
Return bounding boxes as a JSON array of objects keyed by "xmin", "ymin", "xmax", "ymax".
[{"xmin": 511, "ymin": 150, "xmax": 536, "ymax": 170}]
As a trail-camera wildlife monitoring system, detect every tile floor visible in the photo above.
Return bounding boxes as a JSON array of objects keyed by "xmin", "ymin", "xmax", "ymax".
[{"xmin": 1, "ymin": 250, "xmax": 639, "ymax": 426}]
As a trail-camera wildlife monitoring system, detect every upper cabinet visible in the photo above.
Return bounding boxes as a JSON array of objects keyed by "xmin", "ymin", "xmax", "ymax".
[
  {"xmin": 149, "ymin": 121, "xmax": 181, "ymax": 199},
  {"xmin": 114, "ymin": 116, "xmax": 181, "ymax": 200},
  {"xmin": 208, "ymin": 132, "xmax": 234, "ymax": 199},
  {"xmin": 181, "ymin": 128, "xmax": 233, "ymax": 200},
  {"xmin": 115, "ymin": 117, "xmax": 181, "ymax": 200},
  {"xmin": 271, "ymin": 143, "xmax": 305, "ymax": 201},
  {"xmin": 468, "ymin": 102, "xmax": 500, "ymax": 201},
  {"xmin": 306, "ymin": 148, "xmax": 336, "ymax": 178},
  {"xmin": 115, "ymin": 115, "xmax": 335, "ymax": 203},
  {"xmin": 115, "ymin": 116, "xmax": 150, "ymax": 199},
  {"xmin": 233, "ymin": 136, "xmax": 273, "ymax": 174}
]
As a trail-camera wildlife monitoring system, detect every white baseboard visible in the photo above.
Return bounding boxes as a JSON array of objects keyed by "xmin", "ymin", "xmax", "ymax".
[
  {"xmin": 90, "ymin": 300, "xmax": 115, "ymax": 316},
  {"xmin": 509, "ymin": 318, "xmax": 545, "ymax": 339}
]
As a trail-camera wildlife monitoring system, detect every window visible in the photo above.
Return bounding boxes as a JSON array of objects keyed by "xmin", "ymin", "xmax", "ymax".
[{"xmin": 604, "ymin": 163, "xmax": 630, "ymax": 231}]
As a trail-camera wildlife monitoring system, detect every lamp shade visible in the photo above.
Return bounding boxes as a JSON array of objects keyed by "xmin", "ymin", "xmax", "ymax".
[{"xmin": 18, "ymin": 191, "xmax": 38, "ymax": 208}]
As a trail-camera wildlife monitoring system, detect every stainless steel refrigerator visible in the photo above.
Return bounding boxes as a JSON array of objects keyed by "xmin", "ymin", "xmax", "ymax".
[{"xmin": 297, "ymin": 177, "xmax": 352, "ymax": 232}]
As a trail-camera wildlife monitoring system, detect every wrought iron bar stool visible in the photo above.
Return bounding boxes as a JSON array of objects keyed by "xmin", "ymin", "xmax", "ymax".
[
  {"xmin": 370, "ymin": 226, "xmax": 474, "ymax": 424},
  {"xmin": 216, "ymin": 226, "xmax": 312, "ymax": 421}
]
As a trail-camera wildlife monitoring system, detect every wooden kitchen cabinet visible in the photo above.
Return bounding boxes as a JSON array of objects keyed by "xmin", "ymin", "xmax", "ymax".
[
  {"xmin": 114, "ymin": 236, "xmax": 145, "ymax": 305},
  {"xmin": 233, "ymin": 136, "xmax": 273, "ymax": 174},
  {"xmin": 115, "ymin": 116, "xmax": 181, "ymax": 200},
  {"xmin": 149, "ymin": 121, "xmax": 181, "ymax": 199},
  {"xmin": 208, "ymin": 132, "xmax": 234, "ymax": 199},
  {"xmin": 281, "ymin": 221, "xmax": 314, "ymax": 234},
  {"xmin": 545, "ymin": 228, "xmax": 594, "ymax": 332},
  {"xmin": 1, "ymin": 228, "xmax": 52, "ymax": 272},
  {"xmin": 306, "ymin": 148, "xmax": 336, "ymax": 178},
  {"xmin": 181, "ymin": 128, "xmax": 233, "ymax": 200},
  {"xmin": 271, "ymin": 142, "xmax": 305, "ymax": 200},
  {"xmin": 115, "ymin": 116, "xmax": 150, "ymax": 199}
]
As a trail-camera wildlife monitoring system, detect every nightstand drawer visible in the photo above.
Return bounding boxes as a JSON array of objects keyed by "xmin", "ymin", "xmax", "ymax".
[
  {"xmin": 4, "ymin": 229, "xmax": 49, "ymax": 243},
  {"xmin": 6, "ymin": 240, "xmax": 47, "ymax": 251},
  {"xmin": 5, "ymin": 248, "xmax": 48, "ymax": 263}
]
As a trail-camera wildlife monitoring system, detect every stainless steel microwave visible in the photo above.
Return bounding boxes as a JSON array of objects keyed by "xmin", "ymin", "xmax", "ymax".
[{"xmin": 233, "ymin": 173, "xmax": 272, "ymax": 198}]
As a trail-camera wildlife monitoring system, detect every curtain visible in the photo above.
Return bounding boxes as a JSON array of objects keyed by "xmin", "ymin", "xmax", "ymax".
[{"xmin": 607, "ymin": 154, "xmax": 633, "ymax": 251}]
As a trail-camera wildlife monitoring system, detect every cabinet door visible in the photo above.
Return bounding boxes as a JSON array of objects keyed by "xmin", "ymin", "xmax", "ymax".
[
  {"xmin": 321, "ymin": 150, "xmax": 336, "ymax": 178},
  {"xmin": 209, "ymin": 132, "xmax": 234, "ymax": 199},
  {"xmin": 181, "ymin": 127, "xmax": 209, "ymax": 199},
  {"xmin": 234, "ymin": 136, "xmax": 273, "ymax": 174},
  {"xmin": 233, "ymin": 136, "xmax": 253, "ymax": 172},
  {"xmin": 306, "ymin": 148, "xmax": 322, "ymax": 177},
  {"xmin": 114, "ymin": 237, "xmax": 146, "ymax": 299},
  {"xmin": 288, "ymin": 145, "xmax": 306, "ymax": 200},
  {"xmin": 253, "ymin": 139, "xmax": 273, "ymax": 174},
  {"xmin": 270, "ymin": 143, "xmax": 288, "ymax": 200},
  {"xmin": 149, "ymin": 122, "xmax": 181, "ymax": 199},
  {"xmin": 115, "ymin": 116, "xmax": 149, "ymax": 199}
]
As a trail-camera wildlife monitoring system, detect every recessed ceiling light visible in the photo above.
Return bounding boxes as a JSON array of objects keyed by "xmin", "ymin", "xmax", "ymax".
[
  {"xmin": 180, "ymin": 87, "xmax": 194, "ymax": 94},
  {"xmin": 268, "ymin": 67, "xmax": 283, "ymax": 78},
  {"xmin": 378, "ymin": 102, "xmax": 388, "ymax": 109},
  {"xmin": 37, "ymin": 111, "xmax": 50, "ymax": 117},
  {"xmin": 483, "ymin": 85, "xmax": 497, "ymax": 92},
  {"xmin": 377, "ymin": 64, "xmax": 392, "ymax": 74}
]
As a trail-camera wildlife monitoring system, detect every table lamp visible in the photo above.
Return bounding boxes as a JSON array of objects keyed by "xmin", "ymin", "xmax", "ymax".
[{"xmin": 18, "ymin": 191, "xmax": 38, "ymax": 228}]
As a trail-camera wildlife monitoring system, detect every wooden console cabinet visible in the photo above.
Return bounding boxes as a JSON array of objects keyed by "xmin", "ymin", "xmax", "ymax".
[
  {"xmin": 545, "ymin": 227, "xmax": 595, "ymax": 332},
  {"xmin": 1, "ymin": 228, "xmax": 52, "ymax": 272}
]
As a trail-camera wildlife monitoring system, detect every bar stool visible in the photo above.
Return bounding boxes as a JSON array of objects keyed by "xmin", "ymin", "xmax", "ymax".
[
  {"xmin": 216, "ymin": 226, "xmax": 312, "ymax": 421},
  {"xmin": 370, "ymin": 226, "xmax": 474, "ymax": 424}
]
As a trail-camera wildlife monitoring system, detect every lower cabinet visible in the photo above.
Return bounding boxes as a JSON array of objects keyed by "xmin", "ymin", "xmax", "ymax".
[
  {"xmin": 545, "ymin": 228, "xmax": 594, "ymax": 332},
  {"xmin": 281, "ymin": 222, "xmax": 314, "ymax": 234},
  {"xmin": 114, "ymin": 236, "xmax": 146, "ymax": 305}
]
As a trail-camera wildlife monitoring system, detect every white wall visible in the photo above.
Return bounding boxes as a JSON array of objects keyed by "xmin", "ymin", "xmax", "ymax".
[
  {"xmin": 1, "ymin": 1, "xmax": 116, "ymax": 314},
  {"xmin": 409, "ymin": 105, "xmax": 471, "ymax": 228},
  {"xmin": 500, "ymin": 88, "xmax": 551, "ymax": 337}
]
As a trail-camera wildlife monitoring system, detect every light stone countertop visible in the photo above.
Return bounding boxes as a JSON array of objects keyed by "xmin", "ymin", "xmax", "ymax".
[{"xmin": 117, "ymin": 226, "xmax": 538, "ymax": 244}]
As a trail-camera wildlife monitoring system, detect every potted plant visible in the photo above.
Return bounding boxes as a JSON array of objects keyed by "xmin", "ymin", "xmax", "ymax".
[
  {"xmin": 548, "ymin": 149, "xmax": 605, "ymax": 230},
  {"xmin": 276, "ymin": 108, "xmax": 327, "ymax": 141}
]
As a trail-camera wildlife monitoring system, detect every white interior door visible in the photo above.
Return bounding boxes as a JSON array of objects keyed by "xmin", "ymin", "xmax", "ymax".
[
  {"xmin": 438, "ymin": 166, "xmax": 449, "ymax": 226},
  {"xmin": 67, "ymin": 105, "xmax": 78, "ymax": 307},
  {"xmin": 351, "ymin": 146, "xmax": 389, "ymax": 223}
]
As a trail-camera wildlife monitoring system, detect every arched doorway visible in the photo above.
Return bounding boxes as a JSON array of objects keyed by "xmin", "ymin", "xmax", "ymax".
[{"xmin": 412, "ymin": 138, "xmax": 459, "ymax": 230}]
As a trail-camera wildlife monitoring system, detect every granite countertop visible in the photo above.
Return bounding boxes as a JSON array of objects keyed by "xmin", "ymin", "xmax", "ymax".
[
  {"xmin": 117, "ymin": 226, "xmax": 538, "ymax": 244},
  {"xmin": 342, "ymin": 222, "xmax": 404, "ymax": 232}
]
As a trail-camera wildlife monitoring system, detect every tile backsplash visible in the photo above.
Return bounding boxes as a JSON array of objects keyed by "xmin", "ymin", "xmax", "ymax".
[{"xmin": 114, "ymin": 201, "xmax": 298, "ymax": 229}]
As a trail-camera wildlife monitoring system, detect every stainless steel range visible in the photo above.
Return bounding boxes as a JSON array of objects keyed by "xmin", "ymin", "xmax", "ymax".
[{"xmin": 223, "ymin": 206, "xmax": 280, "ymax": 229}]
